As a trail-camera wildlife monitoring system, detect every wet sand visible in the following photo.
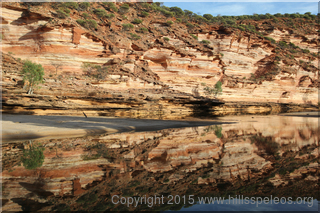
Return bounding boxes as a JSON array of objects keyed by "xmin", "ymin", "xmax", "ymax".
[
  {"xmin": 1, "ymin": 114, "xmax": 232, "ymax": 142},
  {"xmin": 279, "ymin": 111, "xmax": 320, "ymax": 117}
]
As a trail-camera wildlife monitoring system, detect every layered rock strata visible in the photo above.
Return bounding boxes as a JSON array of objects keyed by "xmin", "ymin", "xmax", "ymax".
[{"xmin": 1, "ymin": 2, "xmax": 319, "ymax": 115}]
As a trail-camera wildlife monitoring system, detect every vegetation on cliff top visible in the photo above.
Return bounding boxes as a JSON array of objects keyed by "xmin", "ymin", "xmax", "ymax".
[
  {"xmin": 46, "ymin": 1, "xmax": 319, "ymax": 64},
  {"xmin": 46, "ymin": 2, "xmax": 318, "ymax": 34}
]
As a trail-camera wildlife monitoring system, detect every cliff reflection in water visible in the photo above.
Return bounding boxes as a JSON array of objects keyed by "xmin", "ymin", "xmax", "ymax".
[{"xmin": 1, "ymin": 114, "xmax": 319, "ymax": 212}]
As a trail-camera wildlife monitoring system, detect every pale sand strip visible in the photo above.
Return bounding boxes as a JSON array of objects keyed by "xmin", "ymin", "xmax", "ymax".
[
  {"xmin": 279, "ymin": 111, "xmax": 320, "ymax": 118},
  {"xmin": 1, "ymin": 114, "xmax": 231, "ymax": 142}
]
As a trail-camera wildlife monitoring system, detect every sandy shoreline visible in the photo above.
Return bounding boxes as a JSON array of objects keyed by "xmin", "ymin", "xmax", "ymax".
[
  {"xmin": 278, "ymin": 111, "xmax": 320, "ymax": 117},
  {"xmin": 1, "ymin": 114, "xmax": 232, "ymax": 142},
  {"xmin": 2, "ymin": 112, "xmax": 318, "ymax": 143}
]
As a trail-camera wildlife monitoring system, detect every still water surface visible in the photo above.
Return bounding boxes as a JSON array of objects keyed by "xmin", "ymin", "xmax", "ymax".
[{"xmin": 1, "ymin": 113, "xmax": 319, "ymax": 212}]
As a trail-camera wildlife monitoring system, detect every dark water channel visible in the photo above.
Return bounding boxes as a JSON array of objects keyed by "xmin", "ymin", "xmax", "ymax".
[{"xmin": 1, "ymin": 113, "xmax": 319, "ymax": 212}]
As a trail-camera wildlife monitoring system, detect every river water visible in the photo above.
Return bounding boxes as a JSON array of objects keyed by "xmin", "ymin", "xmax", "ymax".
[{"xmin": 1, "ymin": 112, "xmax": 319, "ymax": 212}]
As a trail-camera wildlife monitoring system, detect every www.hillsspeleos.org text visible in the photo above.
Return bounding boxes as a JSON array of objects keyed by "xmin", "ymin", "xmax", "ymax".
[{"xmin": 111, "ymin": 195, "xmax": 314, "ymax": 208}]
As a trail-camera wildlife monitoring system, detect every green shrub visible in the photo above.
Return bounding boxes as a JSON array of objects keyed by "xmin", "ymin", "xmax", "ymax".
[
  {"xmin": 141, "ymin": 2, "xmax": 150, "ymax": 9},
  {"xmin": 87, "ymin": 19, "xmax": 98, "ymax": 29},
  {"xmin": 264, "ymin": 36, "xmax": 276, "ymax": 44},
  {"xmin": 303, "ymin": 15, "xmax": 311, "ymax": 20},
  {"xmin": 190, "ymin": 34, "xmax": 198, "ymax": 40},
  {"xmin": 132, "ymin": 18, "xmax": 142, "ymax": 24},
  {"xmin": 302, "ymin": 49, "xmax": 310, "ymax": 53},
  {"xmin": 21, "ymin": 145, "xmax": 45, "ymax": 170},
  {"xmin": 169, "ymin": 6, "xmax": 184, "ymax": 17},
  {"xmin": 161, "ymin": 10, "xmax": 174, "ymax": 18},
  {"xmin": 289, "ymin": 49, "xmax": 297, "ymax": 53},
  {"xmin": 105, "ymin": 13, "xmax": 115, "ymax": 19},
  {"xmin": 289, "ymin": 42, "xmax": 298, "ymax": 49},
  {"xmin": 119, "ymin": 3, "xmax": 129, "ymax": 14},
  {"xmin": 193, "ymin": 15, "xmax": 208, "ymax": 23},
  {"xmin": 252, "ymin": 14, "xmax": 260, "ymax": 21},
  {"xmin": 63, "ymin": 8, "xmax": 70, "ymax": 14},
  {"xmin": 77, "ymin": 19, "xmax": 98, "ymax": 30},
  {"xmin": 184, "ymin": 9, "xmax": 193, "ymax": 19},
  {"xmin": 237, "ymin": 26, "xmax": 245, "ymax": 31},
  {"xmin": 122, "ymin": 23, "xmax": 134, "ymax": 31},
  {"xmin": 121, "ymin": 15, "xmax": 127, "ymax": 20},
  {"xmin": 93, "ymin": 8, "xmax": 107, "ymax": 18},
  {"xmin": 225, "ymin": 19, "xmax": 236, "ymax": 25},
  {"xmin": 275, "ymin": 56, "xmax": 281, "ymax": 61},
  {"xmin": 176, "ymin": 18, "xmax": 181, "ymax": 23},
  {"xmin": 63, "ymin": 2, "xmax": 78, "ymax": 10},
  {"xmin": 103, "ymin": 2, "xmax": 118, "ymax": 12},
  {"xmin": 141, "ymin": 11, "xmax": 149, "ymax": 17},
  {"xmin": 111, "ymin": 5, "xmax": 118, "ymax": 12},
  {"xmin": 79, "ymin": 2, "xmax": 90, "ymax": 11},
  {"xmin": 274, "ymin": 13, "xmax": 282, "ymax": 17},
  {"xmin": 166, "ymin": 20, "xmax": 173, "ymax": 26},
  {"xmin": 139, "ymin": 27, "xmax": 148, "ymax": 33},
  {"xmin": 76, "ymin": 19, "xmax": 86, "ymax": 26},
  {"xmin": 120, "ymin": 3, "xmax": 129, "ymax": 10},
  {"xmin": 201, "ymin": 39, "xmax": 210, "ymax": 45},
  {"xmin": 56, "ymin": 10, "xmax": 69, "ymax": 19},
  {"xmin": 152, "ymin": 2, "xmax": 161, "ymax": 7},
  {"xmin": 214, "ymin": 126, "xmax": 223, "ymax": 138},
  {"xmin": 279, "ymin": 41, "xmax": 288, "ymax": 48},
  {"xmin": 149, "ymin": 4, "xmax": 156, "ymax": 11},
  {"xmin": 203, "ymin": 14, "xmax": 214, "ymax": 21},
  {"xmin": 163, "ymin": 37, "xmax": 170, "ymax": 41},
  {"xmin": 82, "ymin": 153, "xmax": 101, "ymax": 160},
  {"xmin": 186, "ymin": 22, "xmax": 194, "ymax": 28},
  {"xmin": 290, "ymin": 13, "xmax": 300, "ymax": 18},
  {"xmin": 130, "ymin": 33, "xmax": 141, "ymax": 40},
  {"xmin": 82, "ymin": 13, "xmax": 89, "ymax": 19}
]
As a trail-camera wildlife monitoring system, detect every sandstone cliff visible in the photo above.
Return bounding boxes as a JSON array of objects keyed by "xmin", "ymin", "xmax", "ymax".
[{"xmin": 1, "ymin": 2, "xmax": 319, "ymax": 116}]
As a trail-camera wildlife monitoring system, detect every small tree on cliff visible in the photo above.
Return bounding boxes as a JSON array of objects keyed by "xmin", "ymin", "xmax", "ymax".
[
  {"xmin": 204, "ymin": 81, "xmax": 223, "ymax": 98},
  {"xmin": 51, "ymin": 62, "xmax": 62, "ymax": 75},
  {"xmin": 22, "ymin": 60, "xmax": 44, "ymax": 94}
]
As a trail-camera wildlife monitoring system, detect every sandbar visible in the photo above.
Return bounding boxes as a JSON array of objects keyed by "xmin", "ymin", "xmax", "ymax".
[{"xmin": 1, "ymin": 114, "xmax": 232, "ymax": 142}]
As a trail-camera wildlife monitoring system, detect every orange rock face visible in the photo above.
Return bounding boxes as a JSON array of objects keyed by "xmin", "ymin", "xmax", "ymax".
[{"xmin": 1, "ymin": 3, "xmax": 319, "ymax": 106}]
